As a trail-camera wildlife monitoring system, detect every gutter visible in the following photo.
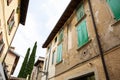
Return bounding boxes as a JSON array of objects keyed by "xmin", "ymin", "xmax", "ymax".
[{"xmin": 88, "ymin": 0, "xmax": 110, "ymax": 80}]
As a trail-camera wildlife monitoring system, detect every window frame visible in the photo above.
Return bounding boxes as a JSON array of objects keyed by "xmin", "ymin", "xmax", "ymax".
[
  {"xmin": 0, "ymin": 32, "xmax": 5, "ymax": 57},
  {"xmin": 7, "ymin": 10, "xmax": 15, "ymax": 34}
]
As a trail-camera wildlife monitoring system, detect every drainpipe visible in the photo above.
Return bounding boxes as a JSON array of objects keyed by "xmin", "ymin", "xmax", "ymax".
[{"xmin": 88, "ymin": 0, "xmax": 110, "ymax": 80}]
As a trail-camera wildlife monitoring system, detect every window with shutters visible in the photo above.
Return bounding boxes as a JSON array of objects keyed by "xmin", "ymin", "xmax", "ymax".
[
  {"xmin": 76, "ymin": 1, "xmax": 84, "ymax": 21},
  {"xmin": 7, "ymin": 10, "xmax": 15, "ymax": 34},
  {"xmin": 107, "ymin": 0, "xmax": 120, "ymax": 20},
  {"xmin": 7, "ymin": 0, "xmax": 13, "ymax": 6},
  {"xmin": 56, "ymin": 43, "xmax": 62, "ymax": 63},
  {"xmin": 58, "ymin": 29, "xmax": 63, "ymax": 43},
  {"xmin": 76, "ymin": 20, "xmax": 88, "ymax": 48}
]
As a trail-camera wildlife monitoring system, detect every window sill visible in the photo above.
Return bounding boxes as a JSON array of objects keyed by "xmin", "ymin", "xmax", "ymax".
[
  {"xmin": 111, "ymin": 19, "xmax": 120, "ymax": 26},
  {"xmin": 77, "ymin": 39, "xmax": 92, "ymax": 51},
  {"xmin": 56, "ymin": 60, "xmax": 63, "ymax": 66}
]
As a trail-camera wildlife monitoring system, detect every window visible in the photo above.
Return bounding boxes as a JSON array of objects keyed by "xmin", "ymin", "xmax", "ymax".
[
  {"xmin": 55, "ymin": 37, "xmax": 57, "ymax": 43},
  {"xmin": 67, "ymin": 23, "xmax": 72, "ymax": 50},
  {"xmin": 56, "ymin": 43, "xmax": 62, "ymax": 63},
  {"xmin": 107, "ymin": 0, "xmax": 120, "ymax": 20},
  {"xmin": 69, "ymin": 73, "xmax": 95, "ymax": 80},
  {"xmin": 7, "ymin": 0, "xmax": 13, "ymax": 6},
  {"xmin": 76, "ymin": 20, "xmax": 88, "ymax": 48},
  {"xmin": 58, "ymin": 29, "xmax": 63, "ymax": 43},
  {"xmin": 52, "ymin": 51, "xmax": 55, "ymax": 64},
  {"xmin": 0, "ymin": 32, "xmax": 4, "ymax": 57},
  {"xmin": 76, "ymin": 1, "xmax": 84, "ymax": 21},
  {"xmin": 7, "ymin": 10, "xmax": 15, "ymax": 33}
]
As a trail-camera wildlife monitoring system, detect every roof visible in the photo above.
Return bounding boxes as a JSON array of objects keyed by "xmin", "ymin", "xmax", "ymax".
[
  {"xmin": 42, "ymin": 0, "xmax": 81, "ymax": 48},
  {"xmin": 20, "ymin": 0, "xmax": 29, "ymax": 25},
  {"xmin": 34, "ymin": 57, "xmax": 44, "ymax": 66}
]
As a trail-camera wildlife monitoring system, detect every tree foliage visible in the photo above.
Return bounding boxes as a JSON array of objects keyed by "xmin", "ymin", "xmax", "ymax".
[
  {"xmin": 25, "ymin": 41, "xmax": 37, "ymax": 78},
  {"xmin": 18, "ymin": 48, "xmax": 30, "ymax": 78},
  {"xmin": 18, "ymin": 41, "xmax": 37, "ymax": 79}
]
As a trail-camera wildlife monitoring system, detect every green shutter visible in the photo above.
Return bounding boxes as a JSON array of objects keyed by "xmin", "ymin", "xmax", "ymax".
[
  {"xmin": 77, "ymin": 20, "xmax": 88, "ymax": 47},
  {"xmin": 56, "ymin": 43, "xmax": 62, "ymax": 63},
  {"xmin": 76, "ymin": 3, "xmax": 84, "ymax": 21},
  {"xmin": 59, "ymin": 30, "xmax": 63, "ymax": 42},
  {"xmin": 107, "ymin": 0, "xmax": 120, "ymax": 20}
]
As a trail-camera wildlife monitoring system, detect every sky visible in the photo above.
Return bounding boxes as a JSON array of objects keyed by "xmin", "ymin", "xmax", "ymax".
[{"xmin": 11, "ymin": 0, "xmax": 70, "ymax": 77}]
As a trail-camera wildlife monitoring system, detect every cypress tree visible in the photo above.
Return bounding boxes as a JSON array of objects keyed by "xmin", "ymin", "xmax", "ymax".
[
  {"xmin": 18, "ymin": 48, "xmax": 30, "ymax": 78},
  {"xmin": 26, "ymin": 42, "xmax": 37, "ymax": 78}
]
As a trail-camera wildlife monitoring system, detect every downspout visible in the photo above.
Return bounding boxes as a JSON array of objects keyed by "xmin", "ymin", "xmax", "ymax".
[
  {"xmin": 1, "ymin": 0, "xmax": 9, "ymax": 64},
  {"xmin": 88, "ymin": 0, "xmax": 110, "ymax": 80}
]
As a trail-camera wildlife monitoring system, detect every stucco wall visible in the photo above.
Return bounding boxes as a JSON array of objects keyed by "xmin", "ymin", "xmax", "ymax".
[
  {"xmin": 5, "ymin": 52, "xmax": 16, "ymax": 75},
  {"xmin": 0, "ymin": 0, "xmax": 20, "ymax": 62},
  {"xmin": 42, "ymin": 0, "xmax": 120, "ymax": 80}
]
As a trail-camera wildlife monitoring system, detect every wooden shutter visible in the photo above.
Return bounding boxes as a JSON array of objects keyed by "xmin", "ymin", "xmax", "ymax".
[
  {"xmin": 77, "ymin": 20, "xmax": 88, "ymax": 47},
  {"xmin": 76, "ymin": 3, "xmax": 84, "ymax": 21},
  {"xmin": 58, "ymin": 30, "xmax": 63, "ymax": 42},
  {"xmin": 107, "ymin": 0, "xmax": 120, "ymax": 20},
  {"xmin": 56, "ymin": 43, "xmax": 62, "ymax": 63}
]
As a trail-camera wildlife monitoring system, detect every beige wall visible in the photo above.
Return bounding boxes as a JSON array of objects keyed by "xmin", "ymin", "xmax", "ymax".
[
  {"xmin": 42, "ymin": 0, "xmax": 120, "ymax": 80},
  {"xmin": 0, "ymin": 0, "xmax": 21, "ymax": 62},
  {"xmin": 5, "ymin": 51, "xmax": 16, "ymax": 75}
]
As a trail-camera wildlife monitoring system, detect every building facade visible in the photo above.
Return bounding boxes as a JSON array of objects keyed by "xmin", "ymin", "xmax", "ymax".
[
  {"xmin": 0, "ymin": 0, "xmax": 29, "ymax": 79},
  {"xmin": 30, "ymin": 57, "xmax": 44, "ymax": 80},
  {"xmin": 42, "ymin": 0, "xmax": 120, "ymax": 80},
  {"xmin": 4, "ymin": 47, "xmax": 20, "ymax": 77}
]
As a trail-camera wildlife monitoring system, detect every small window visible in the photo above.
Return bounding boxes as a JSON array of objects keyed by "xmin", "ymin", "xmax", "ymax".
[
  {"xmin": 107, "ymin": 0, "xmax": 120, "ymax": 20},
  {"xmin": 76, "ymin": 1, "xmax": 84, "ymax": 21},
  {"xmin": 55, "ymin": 37, "xmax": 57, "ymax": 43},
  {"xmin": 56, "ymin": 43, "xmax": 62, "ymax": 63},
  {"xmin": 67, "ymin": 23, "xmax": 72, "ymax": 50},
  {"xmin": 69, "ymin": 73, "xmax": 95, "ymax": 80},
  {"xmin": 76, "ymin": 20, "xmax": 88, "ymax": 48},
  {"xmin": 7, "ymin": 10, "xmax": 15, "ymax": 33},
  {"xmin": 7, "ymin": 0, "xmax": 13, "ymax": 6},
  {"xmin": 52, "ymin": 51, "xmax": 55, "ymax": 64},
  {"xmin": 0, "ymin": 32, "xmax": 4, "ymax": 57}
]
